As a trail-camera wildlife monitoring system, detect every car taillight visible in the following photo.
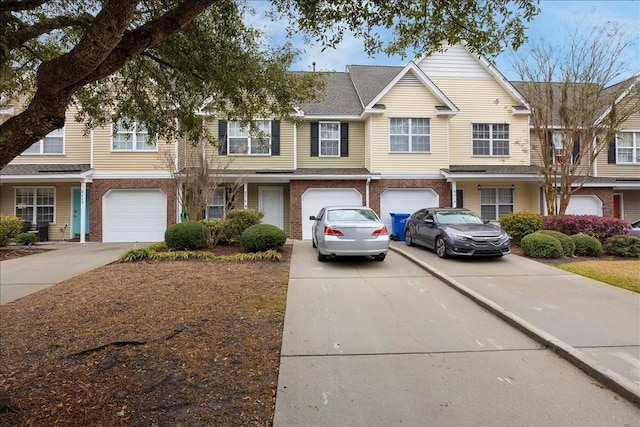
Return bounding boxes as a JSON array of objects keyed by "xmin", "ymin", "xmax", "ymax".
[
  {"xmin": 323, "ymin": 226, "xmax": 344, "ymax": 236},
  {"xmin": 371, "ymin": 226, "xmax": 389, "ymax": 236}
]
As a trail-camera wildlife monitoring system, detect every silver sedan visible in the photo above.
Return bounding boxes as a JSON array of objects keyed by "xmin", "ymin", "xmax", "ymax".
[{"xmin": 310, "ymin": 206, "xmax": 390, "ymax": 261}]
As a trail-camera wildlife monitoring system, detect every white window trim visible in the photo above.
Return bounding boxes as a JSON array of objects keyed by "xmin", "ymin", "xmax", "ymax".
[
  {"xmin": 479, "ymin": 186, "xmax": 514, "ymax": 221},
  {"xmin": 14, "ymin": 186, "xmax": 56, "ymax": 225},
  {"xmin": 319, "ymin": 121, "xmax": 340, "ymax": 157},
  {"xmin": 389, "ymin": 117, "xmax": 431, "ymax": 153},
  {"xmin": 22, "ymin": 127, "xmax": 65, "ymax": 155},
  {"xmin": 472, "ymin": 123, "xmax": 510, "ymax": 157},
  {"xmin": 616, "ymin": 131, "xmax": 640, "ymax": 165},
  {"xmin": 207, "ymin": 187, "xmax": 226, "ymax": 219},
  {"xmin": 552, "ymin": 131, "xmax": 574, "ymax": 165},
  {"xmin": 227, "ymin": 120, "xmax": 272, "ymax": 156},
  {"xmin": 111, "ymin": 119, "xmax": 157, "ymax": 152}
]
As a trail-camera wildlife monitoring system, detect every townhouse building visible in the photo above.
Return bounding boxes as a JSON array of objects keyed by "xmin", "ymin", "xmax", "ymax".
[{"xmin": 1, "ymin": 43, "xmax": 638, "ymax": 242}]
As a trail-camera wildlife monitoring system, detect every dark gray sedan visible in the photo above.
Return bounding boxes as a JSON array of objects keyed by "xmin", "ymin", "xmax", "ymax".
[
  {"xmin": 404, "ymin": 208, "xmax": 511, "ymax": 258},
  {"xmin": 310, "ymin": 206, "xmax": 390, "ymax": 262}
]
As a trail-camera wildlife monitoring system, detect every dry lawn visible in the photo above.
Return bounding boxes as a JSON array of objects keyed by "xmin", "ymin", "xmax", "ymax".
[
  {"xmin": 0, "ymin": 244, "xmax": 290, "ymax": 426},
  {"xmin": 557, "ymin": 260, "xmax": 640, "ymax": 292}
]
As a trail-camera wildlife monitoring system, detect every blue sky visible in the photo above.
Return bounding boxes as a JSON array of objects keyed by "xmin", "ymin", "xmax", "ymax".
[{"xmin": 251, "ymin": 0, "xmax": 640, "ymax": 82}]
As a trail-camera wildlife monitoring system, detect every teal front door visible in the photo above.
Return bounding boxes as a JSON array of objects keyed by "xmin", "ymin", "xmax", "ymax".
[{"xmin": 72, "ymin": 188, "xmax": 90, "ymax": 236}]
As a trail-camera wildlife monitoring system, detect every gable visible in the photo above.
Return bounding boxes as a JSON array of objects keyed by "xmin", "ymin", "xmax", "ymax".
[{"xmin": 417, "ymin": 43, "xmax": 491, "ymax": 79}]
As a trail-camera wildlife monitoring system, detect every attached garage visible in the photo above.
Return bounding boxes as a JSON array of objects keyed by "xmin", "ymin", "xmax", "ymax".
[
  {"xmin": 380, "ymin": 189, "xmax": 439, "ymax": 234},
  {"xmin": 301, "ymin": 188, "xmax": 362, "ymax": 240},
  {"xmin": 563, "ymin": 195, "xmax": 603, "ymax": 216},
  {"xmin": 103, "ymin": 189, "xmax": 167, "ymax": 242}
]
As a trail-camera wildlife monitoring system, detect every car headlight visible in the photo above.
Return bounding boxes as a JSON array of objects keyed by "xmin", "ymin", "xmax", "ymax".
[{"xmin": 447, "ymin": 232, "xmax": 470, "ymax": 241}]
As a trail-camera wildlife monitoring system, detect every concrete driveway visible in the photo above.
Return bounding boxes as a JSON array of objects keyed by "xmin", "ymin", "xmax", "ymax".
[
  {"xmin": 273, "ymin": 241, "xmax": 640, "ymax": 426},
  {"xmin": 0, "ymin": 242, "xmax": 145, "ymax": 304}
]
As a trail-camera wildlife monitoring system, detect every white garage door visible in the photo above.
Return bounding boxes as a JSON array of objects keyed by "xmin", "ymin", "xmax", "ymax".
[
  {"xmin": 380, "ymin": 189, "xmax": 439, "ymax": 236},
  {"xmin": 301, "ymin": 188, "xmax": 362, "ymax": 240},
  {"xmin": 563, "ymin": 195, "xmax": 603, "ymax": 216},
  {"xmin": 103, "ymin": 189, "xmax": 167, "ymax": 242}
]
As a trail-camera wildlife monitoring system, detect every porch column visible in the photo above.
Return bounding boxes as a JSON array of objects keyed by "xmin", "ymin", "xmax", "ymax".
[
  {"xmin": 80, "ymin": 180, "xmax": 87, "ymax": 243},
  {"xmin": 451, "ymin": 181, "xmax": 458, "ymax": 208},
  {"xmin": 243, "ymin": 183, "xmax": 248, "ymax": 209}
]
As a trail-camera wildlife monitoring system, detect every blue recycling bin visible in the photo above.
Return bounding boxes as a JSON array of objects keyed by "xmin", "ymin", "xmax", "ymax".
[{"xmin": 389, "ymin": 213, "xmax": 410, "ymax": 241}]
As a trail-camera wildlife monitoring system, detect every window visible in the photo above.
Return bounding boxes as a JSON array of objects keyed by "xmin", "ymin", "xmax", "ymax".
[
  {"xmin": 112, "ymin": 119, "xmax": 155, "ymax": 151},
  {"xmin": 207, "ymin": 188, "xmax": 226, "ymax": 218},
  {"xmin": 15, "ymin": 187, "xmax": 55, "ymax": 224},
  {"xmin": 472, "ymin": 124, "xmax": 509, "ymax": 156},
  {"xmin": 616, "ymin": 132, "xmax": 640, "ymax": 164},
  {"xmin": 228, "ymin": 120, "xmax": 271, "ymax": 155},
  {"xmin": 320, "ymin": 122, "xmax": 340, "ymax": 157},
  {"xmin": 390, "ymin": 118, "xmax": 430, "ymax": 152},
  {"xmin": 23, "ymin": 128, "xmax": 64, "ymax": 154},
  {"xmin": 479, "ymin": 187, "xmax": 513, "ymax": 220}
]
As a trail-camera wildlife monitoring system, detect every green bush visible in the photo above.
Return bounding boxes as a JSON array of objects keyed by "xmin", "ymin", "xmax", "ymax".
[
  {"xmin": 14, "ymin": 232, "xmax": 38, "ymax": 245},
  {"xmin": 603, "ymin": 235, "xmax": 640, "ymax": 258},
  {"xmin": 240, "ymin": 224, "xmax": 287, "ymax": 253},
  {"xmin": 538, "ymin": 230, "xmax": 575, "ymax": 257},
  {"xmin": 499, "ymin": 211, "xmax": 543, "ymax": 243},
  {"xmin": 165, "ymin": 221, "xmax": 208, "ymax": 250},
  {"xmin": 0, "ymin": 215, "xmax": 24, "ymax": 247},
  {"xmin": 200, "ymin": 218, "xmax": 233, "ymax": 245},
  {"xmin": 520, "ymin": 231, "xmax": 563, "ymax": 258},
  {"xmin": 226, "ymin": 209, "xmax": 265, "ymax": 242},
  {"xmin": 570, "ymin": 234, "xmax": 603, "ymax": 257}
]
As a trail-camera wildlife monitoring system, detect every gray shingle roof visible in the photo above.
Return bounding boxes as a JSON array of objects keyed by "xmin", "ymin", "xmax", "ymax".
[
  {"xmin": 347, "ymin": 65, "xmax": 404, "ymax": 108},
  {"xmin": 443, "ymin": 165, "xmax": 542, "ymax": 175},
  {"xmin": 0, "ymin": 164, "xmax": 91, "ymax": 175},
  {"xmin": 298, "ymin": 72, "xmax": 363, "ymax": 116}
]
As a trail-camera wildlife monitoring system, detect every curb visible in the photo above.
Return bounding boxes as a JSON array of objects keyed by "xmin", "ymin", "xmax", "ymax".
[{"xmin": 389, "ymin": 245, "xmax": 640, "ymax": 408}]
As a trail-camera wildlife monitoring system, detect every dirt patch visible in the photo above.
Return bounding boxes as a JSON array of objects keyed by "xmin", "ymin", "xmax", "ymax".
[
  {"xmin": 0, "ymin": 245, "xmax": 54, "ymax": 260},
  {"xmin": 0, "ymin": 244, "xmax": 291, "ymax": 426}
]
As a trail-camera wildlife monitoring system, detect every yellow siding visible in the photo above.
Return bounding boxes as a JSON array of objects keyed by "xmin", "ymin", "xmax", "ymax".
[
  {"xmin": 620, "ymin": 190, "xmax": 640, "ymax": 223},
  {"xmin": 92, "ymin": 124, "xmax": 175, "ymax": 171},
  {"xmin": 11, "ymin": 107, "xmax": 91, "ymax": 165},
  {"xmin": 368, "ymin": 85, "xmax": 448, "ymax": 174},
  {"xmin": 297, "ymin": 121, "xmax": 366, "ymax": 168},
  {"xmin": 246, "ymin": 184, "xmax": 291, "ymax": 235},
  {"xmin": 596, "ymin": 112, "xmax": 640, "ymax": 177},
  {"xmin": 456, "ymin": 182, "xmax": 540, "ymax": 216},
  {"xmin": 431, "ymin": 78, "xmax": 530, "ymax": 165},
  {"xmin": 0, "ymin": 182, "xmax": 74, "ymax": 241}
]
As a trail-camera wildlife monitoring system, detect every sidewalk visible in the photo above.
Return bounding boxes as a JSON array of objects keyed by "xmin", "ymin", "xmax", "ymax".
[
  {"xmin": 389, "ymin": 241, "xmax": 640, "ymax": 405},
  {"xmin": 0, "ymin": 242, "xmax": 142, "ymax": 304}
]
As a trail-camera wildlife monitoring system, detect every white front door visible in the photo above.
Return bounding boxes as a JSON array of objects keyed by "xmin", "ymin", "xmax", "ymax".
[{"xmin": 259, "ymin": 186, "xmax": 284, "ymax": 229}]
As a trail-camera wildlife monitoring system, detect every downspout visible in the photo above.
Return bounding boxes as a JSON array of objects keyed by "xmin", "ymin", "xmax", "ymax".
[
  {"xmin": 293, "ymin": 122, "xmax": 298, "ymax": 170},
  {"xmin": 366, "ymin": 177, "xmax": 371, "ymax": 207},
  {"xmin": 90, "ymin": 129, "xmax": 94, "ymax": 168},
  {"xmin": 592, "ymin": 135, "xmax": 598, "ymax": 177}
]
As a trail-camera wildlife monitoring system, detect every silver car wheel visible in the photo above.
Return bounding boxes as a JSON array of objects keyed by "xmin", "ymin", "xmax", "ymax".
[
  {"xmin": 405, "ymin": 230, "xmax": 414, "ymax": 246},
  {"xmin": 435, "ymin": 237, "xmax": 448, "ymax": 258}
]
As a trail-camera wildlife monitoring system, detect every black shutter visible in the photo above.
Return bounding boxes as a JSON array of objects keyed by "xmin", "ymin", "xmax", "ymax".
[
  {"xmin": 607, "ymin": 139, "xmax": 616, "ymax": 164},
  {"xmin": 310, "ymin": 122, "xmax": 319, "ymax": 157},
  {"xmin": 572, "ymin": 139, "xmax": 580, "ymax": 163},
  {"xmin": 218, "ymin": 120, "xmax": 227, "ymax": 155},
  {"xmin": 271, "ymin": 120, "xmax": 280, "ymax": 155},
  {"xmin": 340, "ymin": 122, "xmax": 349, "ymax": 157},
  {"xmin": 546, "ymin": 131, "xmax": 554, "ymax": 163}
]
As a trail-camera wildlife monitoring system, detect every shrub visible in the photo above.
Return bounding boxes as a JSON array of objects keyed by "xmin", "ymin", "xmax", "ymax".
[
  {"xmin": 603, "ymin": 235, "xmax": 640, "ymax": 258},
  {"xmin": 0, "ymin": 214, "xmax": 24, "ymax": 247},
  {"xmin": 499, "ymin": 211, "xmax": 543, "ymax": 243},
  {"xmin": 226, "ymin": 209, "xmax": 264, "ymax": 242},
  {"xmin": 200, "ymin": 218, "xmax": 233, "ymax": 245},
  {"xmin": 14, "ymin": 232, "xmax": 38, "ymax": 245},
  {"xmin": 570, "ymin": 234, "xmax": 603, "ymax": 257},
  {"xmin": 164, "ymin": 221, "xmax": 208, "ymax": 250},
  {"xmin": 520, "ymin": 231, "xmax": 563, "ymax": 258},
  {"xmin": 543, "ymin": 215, "xmax": 630, "ymax": 243},
  {"xmin": 538, "ymin": 230, "xmax": 575, "ymax": 257},
  {"xmin": 241, "ymin": 224, "xmax": 287, "ymax": 253}
]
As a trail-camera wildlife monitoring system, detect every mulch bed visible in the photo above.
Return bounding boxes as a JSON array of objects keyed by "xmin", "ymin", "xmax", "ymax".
[{"xmin": 0, "ymin": 244, "xmax": 291, "ymax": 426}]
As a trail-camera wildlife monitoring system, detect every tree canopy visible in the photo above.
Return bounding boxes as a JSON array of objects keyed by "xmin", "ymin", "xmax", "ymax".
[
  {"xmin": 0, "ymin": 0, "xmax": 539, "ymax": 168},
  {"xmin": 512, "ymin": 22, "xmax": 640, "ymax": 215}
]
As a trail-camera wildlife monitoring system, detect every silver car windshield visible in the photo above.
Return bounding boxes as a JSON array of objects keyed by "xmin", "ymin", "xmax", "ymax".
[
  {"xmin": 436, "ymin": 211, "xmax": 484, "ymax": 225},
  {"xmin": 327, "ymin": 209, "xmax": 378, "ymax": 221}
]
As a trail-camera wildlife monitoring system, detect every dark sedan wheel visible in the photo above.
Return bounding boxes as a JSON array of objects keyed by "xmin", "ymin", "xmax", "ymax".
[
  {"xmin": 435, "ymin": 237, "xmax": 448, "ymax": 258},
  {"xmin": 405, "ymin": 229, "xmax": 414, "ymax": 246},
  {"xmin": 317, "ymin": 249, "xmax": 327, "ymax": 262}
]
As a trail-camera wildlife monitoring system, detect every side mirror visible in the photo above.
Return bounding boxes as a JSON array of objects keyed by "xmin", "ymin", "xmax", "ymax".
[
  {"xmin": 309, "ymin": 216, "xmax": 317, "ymax": 221},
  {"xmin": 423, "ymin": 218, "xmax": 434, "ymax": 224}
]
